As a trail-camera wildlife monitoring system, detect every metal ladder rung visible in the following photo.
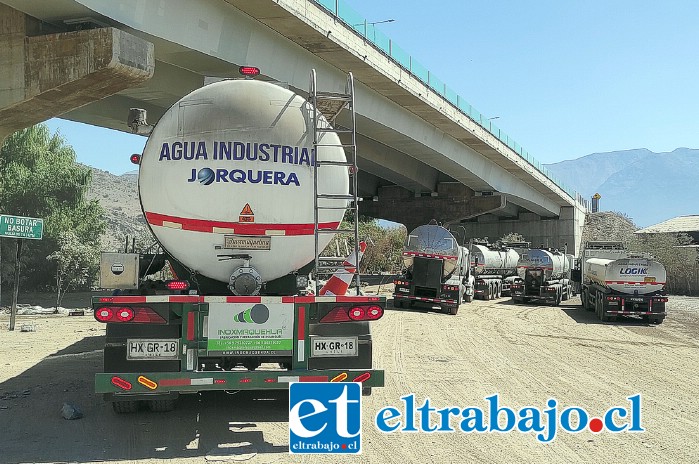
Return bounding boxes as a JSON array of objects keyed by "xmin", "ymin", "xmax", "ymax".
[
  {"xmin": 316, "ymin": 160, "xmax": 355, "ymax": 167},
  {"xmin": 316, "ymin": 92, "xmax": 352, "ymax": 101},
  {"xmin": 316, "ymin": 127, "xmax": 353, "ymax": 133},
  {"xmin": 316, "ymin": 194, "xmax": 355, "ymax": 200},
  {"xmin": 317, "ymin": 228, "xmax": 356, "ymax": 234},
  {"xmin": 314, "ymin": 143, "xmax": 358, "ymax": 148}
]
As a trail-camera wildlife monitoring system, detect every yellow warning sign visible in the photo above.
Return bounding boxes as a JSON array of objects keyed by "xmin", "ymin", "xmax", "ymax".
[
  {"xmin": 592, "ymin": 193, "xmax": 601, "ymax": 200},
  {"xmin": 239, "ymin": 203, "xmax": 254, "ymax": 223}
]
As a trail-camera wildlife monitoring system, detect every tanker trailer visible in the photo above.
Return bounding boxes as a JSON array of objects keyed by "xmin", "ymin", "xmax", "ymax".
[
  {"xmin": 393, "ymin": 224, "xmax": 474, "ymax": 315},
  {"xmin": 580, "ymin": 242, "xmax": 668, "ymax": 323},
  {"xmin": 471, "ymin": 243, "xmax": 520, "ymax": 300},
  {"xmin": 92, "ymin": 71, "xmax": 385, "ymax": 413},
  {"xmin": 510, "ymin": 248, "xmax": 574, "ymax": 306}
]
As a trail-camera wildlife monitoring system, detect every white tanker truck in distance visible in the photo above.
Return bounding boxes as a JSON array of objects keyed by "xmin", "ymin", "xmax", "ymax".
[
  {"xmin": 471, "ymin": 243, "xmax": 521, "ymax": 300},
  {"xmin": 577, "ymin": 241, "xmax": 668, "ymax": 323},
  {"xmin": 393, "ymin": 224, "xmax": 474, "ymax": 315},
  {"xmin": 92, "ymin": 72, "xmax": 386, "ymax": 412},
  {"xmin": 510, "ymin": 248, "xmax": 574, "ymax": 306}
]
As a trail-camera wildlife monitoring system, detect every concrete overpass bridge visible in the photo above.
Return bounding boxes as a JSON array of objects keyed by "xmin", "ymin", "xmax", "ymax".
[{"xmin": 0, "ymin": 0, "xmax": 587, "ymax": 252}]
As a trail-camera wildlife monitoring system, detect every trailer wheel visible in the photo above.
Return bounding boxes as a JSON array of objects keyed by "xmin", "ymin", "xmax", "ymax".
[
  {"xmin": 148, "ymin": 399, "xmax": 176, "ymax": 412},
  {"xmin": 112, "ymin": 400, "xmax": 140, "ymax": 414}
]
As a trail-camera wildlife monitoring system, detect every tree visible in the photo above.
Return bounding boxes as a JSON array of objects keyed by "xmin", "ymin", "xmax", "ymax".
[
  {"xmin": 47, "ymin": 231, "xmax": 99, "ymax": 310},
  {"xmin": 0, "ymin": 124, "xmax": 105, "ymax": 293}
]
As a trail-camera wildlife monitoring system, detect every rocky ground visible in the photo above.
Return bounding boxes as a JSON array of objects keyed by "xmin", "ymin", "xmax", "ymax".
[{"xmin": 1, "ymin": 291, "xmax": 698, "ymax": 463}]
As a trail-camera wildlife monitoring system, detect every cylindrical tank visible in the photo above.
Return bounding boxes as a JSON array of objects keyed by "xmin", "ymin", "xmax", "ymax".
[
  {"xmin": 138, "ymin": 79, "xmax": 348, "ymax": 286},
  {"xmin": 402, "ymin": 225, "xmax": 465, "ymax": 277},
  {"xmin": 470, "ymin": 244, "xmax": 519, "ymax": 276},
  {"xmin": 584, "ymin": 257, "xmax": 666, "ymax": 295},
  {"xmin": 517, "ymin": 249, "xmax": 570, "ymax": 281}
]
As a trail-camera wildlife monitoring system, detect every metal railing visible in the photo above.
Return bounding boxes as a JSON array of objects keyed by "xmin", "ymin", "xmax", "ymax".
[{"xmin": 312, "ymin": 0, "xmax": 587, "ymax": 210}]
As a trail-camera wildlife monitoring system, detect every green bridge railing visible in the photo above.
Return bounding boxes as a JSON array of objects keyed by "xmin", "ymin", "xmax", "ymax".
[{"xmin": 313, "ymin": 0, "xmax": 584, "ymax": 205}]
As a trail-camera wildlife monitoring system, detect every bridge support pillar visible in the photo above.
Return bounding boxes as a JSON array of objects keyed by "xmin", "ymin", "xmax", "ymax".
[
  {"xmin": 0, "ymin": 4, "xmax": 154, "ymax": 143},
  {"xmin": 359, "ymin": 183, "xmax": 506, "ymax": 232}
]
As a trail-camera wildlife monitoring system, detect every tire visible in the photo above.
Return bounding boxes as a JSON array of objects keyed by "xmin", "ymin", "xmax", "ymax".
[
  {"xmin": 562, "ymin": 287, "xmax": 569, "ymax": 301},
  {"xmin": 650, "ymin": 316, "xmax": 665, "ymax": 325},
  {"xmin": 148, "ymin": 399, "xmax": 176, "ymax": 412},
  {"xmin": 448, "ymin": 306, "xmax": 458, "ymax": 315},
  {"xmin": 112, "ymin": 400, "xmax": 139, "ymax": 414},
  {"xmin": 512, "ymin": 297, "xmax": 522, "ymax": 304},
  {"xmin": 554, "ymin": 292, "xmax": 562, "ymax": 307},
  {"xmin": 362, "ymin": 387, "xmax": 372, "ymax": 396},
  {"xmin": 464, "ymin": 294, "xmax": 473, "ymax": 303}
]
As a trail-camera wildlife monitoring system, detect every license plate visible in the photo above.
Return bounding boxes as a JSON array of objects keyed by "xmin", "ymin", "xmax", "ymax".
[
  {"xmin": 311, "ymin": 337, "xmax": 358, "ymax": 357},
  {"xmin": 127, "ymin": 339, "xmax": 179, "ymax": 360},
  {"xmin": 398, "ymin": 288, "xmax": 410, "ymax": 293},
  {"xmin": 626, "ymin": 297, "xmax": 643, "ymax": 302}
]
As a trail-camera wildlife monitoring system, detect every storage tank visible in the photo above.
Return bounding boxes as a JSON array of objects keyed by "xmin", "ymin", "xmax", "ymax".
[
  {"xmin": 402, "ymin": 225, "xmax": 464, "ymax": 277},
  {"xmin": 584, "ymin": 257, "xmax": 666, "ymax": 295},
  {"xmin": 138, "ymin": 79, "xmax": 348, "ymax": 290},
  {"xmin": 517, "ymin": 249, "xmax": 570, "ymax": 281},
  {"xmin": 471, "ymin": 244, "xmax": 519, "ymax": 276}
]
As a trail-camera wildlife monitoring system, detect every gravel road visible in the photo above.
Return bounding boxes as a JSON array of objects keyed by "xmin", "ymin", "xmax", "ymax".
[{"xmin": 1, "ymin": 295, "xmax": 698, "ymax": 463}]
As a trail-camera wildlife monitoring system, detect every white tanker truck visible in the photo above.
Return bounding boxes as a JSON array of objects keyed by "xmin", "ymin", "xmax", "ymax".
[
  {"xmin": 91, "ymin": 71, "xmax": 386, "ymax": 412},
  {"xmin": 393, "ymin": 224, "xmax": 475, "ymax": 315},
  {"xmin": 510, "ymin": 248, "xmax": 574, "ymax": 306},
  {"xmin": 577, "ymin": 241, "xmax": 668, "ymax": 323},
  {"xmin": 471, "ymin": 243, "xmax": 521, "ymax": 300}
]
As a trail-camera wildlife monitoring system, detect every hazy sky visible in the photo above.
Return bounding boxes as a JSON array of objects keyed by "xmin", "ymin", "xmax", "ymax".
[{"xmin": 48, "ymin": 0, "xmax": 699, "ymax": 175}]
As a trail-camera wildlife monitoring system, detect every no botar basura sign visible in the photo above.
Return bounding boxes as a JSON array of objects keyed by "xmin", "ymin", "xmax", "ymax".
[{"xmin": 0, "ymin": 214, "xmax": 43, "ymax": 240}]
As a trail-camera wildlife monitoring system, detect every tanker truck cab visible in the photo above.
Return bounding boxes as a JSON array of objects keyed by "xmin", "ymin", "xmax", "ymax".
[
  {"xmin": 580, "ymin": 242, "xmax": 668, "ymax": 323},
  {"xmin": 511, "ymin": 248, "xmax": 574, "ymax": 306},
  {"xmin": 92, "ymin": 71, "xmax": 386, "ymax": 413},
  {"xmin": 393, "ymin": 224, "xmax": 473, "ymax": 315}
]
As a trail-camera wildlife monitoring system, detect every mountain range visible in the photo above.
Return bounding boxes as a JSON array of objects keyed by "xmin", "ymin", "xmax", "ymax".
[
  {"xmin": 84, "ymin": 147, "xmax": 697, "ymax": 247},
  {"xmin": 544, "ymin": 148, "xmax": 698, "ymax": 227}
]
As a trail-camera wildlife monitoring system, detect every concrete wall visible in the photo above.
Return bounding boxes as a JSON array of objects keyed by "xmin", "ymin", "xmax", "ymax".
[{"xmin": 0, "ymin": 3, "xmax": 154, "ymax": 143}]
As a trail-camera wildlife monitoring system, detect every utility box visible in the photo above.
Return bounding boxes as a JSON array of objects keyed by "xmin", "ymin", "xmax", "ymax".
[{"xmin": 100, "ymin": 253, "xmax": 139, "ymax": 289}]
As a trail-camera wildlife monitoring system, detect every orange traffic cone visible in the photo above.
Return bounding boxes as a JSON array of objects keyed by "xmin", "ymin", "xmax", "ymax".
[{"xmin": 319, "ymin": 241, "xmax": 367, "ymax": 296}]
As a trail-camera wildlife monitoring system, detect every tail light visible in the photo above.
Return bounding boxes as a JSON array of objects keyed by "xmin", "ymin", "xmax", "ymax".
[
  {"xmin": 320, "ymin": 305, "xmax": 384, "ymax": 323},
  {"xmin": 166, "ymin": 280, "xmax": 190, "ymax": 291},
  {"xmin": 442, "ymin": 285, "xmax": 458, "ymax": 292},
  {"xmin": 239, "ymin": 66, "xmax": 260, "ymax": 76},
  {"xmin": 606, "ymin": 296, "xmax": 620, "ymax": 301},
  {"xmin": 94, "ymin": 306, "xmax": 166, "ymax": 324}
]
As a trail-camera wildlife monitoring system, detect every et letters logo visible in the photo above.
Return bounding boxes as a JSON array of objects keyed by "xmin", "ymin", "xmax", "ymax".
[{"xmin": 289, "ymin": 382, "xmax": 362, "ymax": 454}]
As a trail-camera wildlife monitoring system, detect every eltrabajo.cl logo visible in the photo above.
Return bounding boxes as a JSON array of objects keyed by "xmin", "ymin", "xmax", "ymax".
[{"xmin": 289, "ymin": 382, "xmax": 362, "ymax": 454}]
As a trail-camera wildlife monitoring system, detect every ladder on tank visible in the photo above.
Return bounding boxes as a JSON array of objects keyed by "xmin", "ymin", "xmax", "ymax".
[{"xmin": 309, "ymin": 69, "xmax": 361, "ymax": 295}]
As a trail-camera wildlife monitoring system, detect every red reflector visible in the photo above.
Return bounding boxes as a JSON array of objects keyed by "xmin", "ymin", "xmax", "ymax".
[
  {"xmin": 166, "ymin": 280, "xmax": 190, "ymax": 291},
  {"xmin": 187, "ymin": 311, "xmax": 195, "ymax": 341},
  {"xmin": 111, "ymin": 376, "xmax": 132, "ymax": 390},
  {"xmin": 132, "ymin": 307, "xmax": 167, "ymax": 324},
  {"xmin": 95, "ymin": 307, "xmax": 114, "ymax": 322},
  {"xmin": 348, "ymin": 306, "xmax": 366, "ymax": 321},
  {"xmin": 99, "ymin": 297, "xmax": 115, "ymax": 303},
  {"xmin": 130, "ymin": 154, "xmax": 141, "ymax": 164},
  {"xmin": 240, "ymin": 378, "xmax": 252, "ymax": 383},
  {"xmin": 214, "ymin": 379, "xmax": 226, "ymax": 384},
  {"xmin": 115, "ymin": 307, "xmax": 135, "ymax": 322},
  {"xmin": 320, "ymin": 306, "xmax": 351, "ymax": 323},
  {"xmin": 353, "ymin": 372, "xmax": 371, "ymax": 383},
  {"xmin": 239, "ymin": 66, "xmax": 260, "ymax": 76},
  {"xmin": 264, "ymin": 378, "xmax": 277, "ymax": 383}
]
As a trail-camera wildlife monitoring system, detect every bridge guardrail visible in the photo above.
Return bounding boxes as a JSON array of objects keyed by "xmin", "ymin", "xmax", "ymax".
[{"xmin": 313, "ymin": 0, "xmax": 588, "ymax": 211}]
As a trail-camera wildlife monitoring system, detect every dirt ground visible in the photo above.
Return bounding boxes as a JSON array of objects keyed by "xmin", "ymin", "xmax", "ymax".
[{"xmin": 1, "ymin": 292, "xmax": 698, "ymax": 463}]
